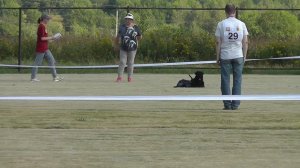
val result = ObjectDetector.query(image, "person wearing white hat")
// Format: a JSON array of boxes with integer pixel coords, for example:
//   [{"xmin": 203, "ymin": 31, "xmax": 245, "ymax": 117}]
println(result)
[
  {"xmin": 114, "ymin": 13, "xmax": 142, "ymax": 82},
  {"xmin": 31, "ymin": 14, "xmax": 63, "ymax": 82}
]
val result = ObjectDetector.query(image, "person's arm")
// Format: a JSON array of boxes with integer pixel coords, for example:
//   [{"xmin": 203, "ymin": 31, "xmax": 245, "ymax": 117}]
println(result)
[
  {"xmin": 136, "ymin": 26, "xmax": 142, "ymax": 41},
  {"xmin": 114, "ymin": 25, "xmax": 122, "ymax": 49},
  {"xmin": 114, "ymin": 34, "xmax": 120, "ymax": 51},
  {"xmin": 215, "ymin": 23, "xmax": 222, "ymax": 65},
  {"xmin": 41, "ymin": 36, "xmax": 55, "ymax": 41},
  {"xmin": 38, "ymin": 25, "xmax": 55, "ymax": 41},
  {"xmin": 216, "ymin": 36, "xmax": 222, "ymax": 65},
  {"xmin": 114, "ymin": 34, "xmax": 120, "ymax": 45},
  {"xmin": 242, "ymin": 35, "xmax": 248, "ymax": 62},
  {"xmin": 137, "ymin": 35, "xmax": 142, "ymax": 41}
]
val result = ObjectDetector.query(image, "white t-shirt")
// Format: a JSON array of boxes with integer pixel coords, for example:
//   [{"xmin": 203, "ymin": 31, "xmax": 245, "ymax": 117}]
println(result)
[{"xmin": 215, "ymin": 17, "xmax": 249, "ymax": 60}]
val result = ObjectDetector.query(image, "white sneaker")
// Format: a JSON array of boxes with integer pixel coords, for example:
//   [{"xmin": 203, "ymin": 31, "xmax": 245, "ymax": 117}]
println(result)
[
  {"xmin": 53, "ymin": 76, "xmax": 64, "ymax": 82},
  {"xmin": 31, "ymin": 78, "xmax": 40, "ymax": 82}
]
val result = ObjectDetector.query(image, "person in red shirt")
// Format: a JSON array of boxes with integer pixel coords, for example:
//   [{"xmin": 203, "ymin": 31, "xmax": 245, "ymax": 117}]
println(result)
[{"xmin": 31, "ymin": 14, "xmax": 63, "ymax": 82}]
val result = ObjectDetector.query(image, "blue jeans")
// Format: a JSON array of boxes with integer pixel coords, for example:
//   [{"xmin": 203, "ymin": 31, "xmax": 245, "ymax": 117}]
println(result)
[{"xmin": 220, "ymin": 57, "xmax": 244, "ymax": 109}]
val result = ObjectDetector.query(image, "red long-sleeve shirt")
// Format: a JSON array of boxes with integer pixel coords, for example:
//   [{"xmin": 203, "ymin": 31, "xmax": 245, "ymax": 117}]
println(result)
[{"xmin": 36, "ymin": 23, "xmax": 48, "ymax": 52}]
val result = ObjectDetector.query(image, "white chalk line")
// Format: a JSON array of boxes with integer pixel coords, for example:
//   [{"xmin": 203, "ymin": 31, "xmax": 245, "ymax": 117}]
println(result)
[
  {"xmin": 0, "ymin": 95, "xmax": 300, "ymax": 101},
  {"xmin": 0, "ymin": 56, "xmax": 299, "ymax": 69}
]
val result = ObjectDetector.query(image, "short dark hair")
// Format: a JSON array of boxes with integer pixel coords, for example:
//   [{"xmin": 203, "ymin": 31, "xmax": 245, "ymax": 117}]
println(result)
[
  {"xmin": 225, "ymin": 4, "xmax": 236, "ymax": 15},
  {"xmin": 37, "ymin": 14, "xmax": 51, "ymax": 24}
]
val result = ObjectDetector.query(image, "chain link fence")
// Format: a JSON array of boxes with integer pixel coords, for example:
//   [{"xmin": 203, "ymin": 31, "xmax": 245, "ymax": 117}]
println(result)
[{"xmin": 1, "ymin": 7, "xmax": 300, "ymax": 68}]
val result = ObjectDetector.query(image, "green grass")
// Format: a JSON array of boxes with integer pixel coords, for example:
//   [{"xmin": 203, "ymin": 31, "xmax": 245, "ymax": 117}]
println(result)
[{"xmin": 0, "ymin": 74, "xmax": 300, "ymax": 168}]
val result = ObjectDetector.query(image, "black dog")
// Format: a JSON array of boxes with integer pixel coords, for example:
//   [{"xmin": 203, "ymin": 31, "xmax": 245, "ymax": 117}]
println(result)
[
  {"xmin": 175, "ymin": 71, "xmax": 205, "ymax": 88},
  {"xmin": 190, "ymin": 71, "xmax": 205, "ymax": 87},
  {"xmin": 175, "ymin": 79, "xmax": 192, "ymax": 87}
]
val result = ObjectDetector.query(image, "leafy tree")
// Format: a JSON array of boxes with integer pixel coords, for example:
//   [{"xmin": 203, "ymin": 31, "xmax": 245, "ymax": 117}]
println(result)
[
  {"xmin": 257, "ymin": 11, "xmax": 300, "ymax": 39},
  {"xmin": 0, "ymin": 0, "xmax": 300, "ymax": 67},
  {"xmin": 0, "ymin": 0, "xmax": 20, "ymax": 35}
]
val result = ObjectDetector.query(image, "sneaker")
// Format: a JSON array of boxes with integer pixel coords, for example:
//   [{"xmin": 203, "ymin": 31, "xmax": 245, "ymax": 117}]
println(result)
[
  {"xmin": 223, "ymin": 107, "xmax": 231, "ymax": 110},
  {"xmin": 231, "ymin": 107, "xmax": 239, "ymax": 110},
  {"xmin": 31, "ymin": 78, "xmax": 40, "ymax": 82},
  {"xmin": 116, "ymin": 77, "xmax": 122, "ymax": 82},
  {"xmin": 53, "ymin": 76, "xmax": 64, "ymax": 82},
  {"xmin": 128, "ymin": 77, "xmax": 132, "ymax": 82}
]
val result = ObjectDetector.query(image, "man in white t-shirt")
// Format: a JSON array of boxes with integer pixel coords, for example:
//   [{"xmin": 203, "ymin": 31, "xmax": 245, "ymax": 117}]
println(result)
[{"xmin": 215, "ymin": 4, "xmax": 249, "ymax": 110}]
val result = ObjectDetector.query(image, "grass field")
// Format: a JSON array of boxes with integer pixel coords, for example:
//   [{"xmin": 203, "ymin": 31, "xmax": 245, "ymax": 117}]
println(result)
[{"xmin": 0, "ymin": 74, "xmax": 300, "ymax": 168}]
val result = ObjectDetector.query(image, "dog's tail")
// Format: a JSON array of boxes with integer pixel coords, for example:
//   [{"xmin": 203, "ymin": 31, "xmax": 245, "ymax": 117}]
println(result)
[{"xmin": 188, "ymin": 74, "xmax": 193, "ymax": 79}]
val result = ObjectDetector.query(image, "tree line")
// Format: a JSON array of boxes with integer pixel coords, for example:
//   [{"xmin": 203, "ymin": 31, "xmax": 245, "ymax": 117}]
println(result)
[{"xmin": 0, "ymin": 0, "xmax": 300, "ymax": 67}]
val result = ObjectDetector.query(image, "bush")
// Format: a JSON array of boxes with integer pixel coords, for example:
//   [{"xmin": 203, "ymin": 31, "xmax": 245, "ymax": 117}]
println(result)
[
  {"xmin": 0, "ymin": 37, "xmax": 18, "ymax": 62},
  {"xmin": 249, "ymin": 38, "xmax": 300, "ymax": 67},
  {"xmin": 139, "ymin": 24, "xmax": 215, "ymax": 63},
  {"xmin": 1, "ymin": 28, "xmax": 300, "ymax": 68},
  {"xmin": 53, "ymin": 35, "xmax": 115, "ymax": 65},
  {"xmin": 257, "ymin": 11, "xmax": 300, "ymax": 39}
]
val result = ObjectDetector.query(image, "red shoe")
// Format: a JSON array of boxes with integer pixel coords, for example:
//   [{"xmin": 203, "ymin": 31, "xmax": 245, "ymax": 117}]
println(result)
[
  {"xmin": 116, "ymin": 77, "xmax": 122, "ymax": 82},
  {"xmin": 128, "ymin": 77, "xmax": 132, "ymax": 82}
]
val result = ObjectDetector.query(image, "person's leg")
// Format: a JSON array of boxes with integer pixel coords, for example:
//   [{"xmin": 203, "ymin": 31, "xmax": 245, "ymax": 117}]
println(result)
[
  {"xmin": 117, "ymin": 50, "xmax": 128, "ymax": 81},
  {"xmin": 44, "ymin": 50, "xmax": 57, "ymax": 78},
  {"xmin": 232, "ymin": 57, "xmax": 244, "ymax": 109},
  {"xmin": 220, "ymin": 59, "xmax": 232, "ymax": 109},
  {"xmin": 31, "ymin": 52, "xmax": 45, "ymax": 80},
  {"xmin": 127, "ymin": 50, "xmax": 137, "ymax": 80}
]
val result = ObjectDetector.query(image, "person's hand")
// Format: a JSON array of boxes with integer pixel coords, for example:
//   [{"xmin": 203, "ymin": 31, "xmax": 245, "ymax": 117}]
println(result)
[{"xmin": 217, "ymin": 59, "xmax": 221, "ymax": 66}]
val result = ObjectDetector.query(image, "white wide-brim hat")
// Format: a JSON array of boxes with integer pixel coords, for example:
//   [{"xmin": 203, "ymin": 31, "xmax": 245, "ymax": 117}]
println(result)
[{"xmin": 124, "ymin": 13, "xmax": 134, "ymax": 20}]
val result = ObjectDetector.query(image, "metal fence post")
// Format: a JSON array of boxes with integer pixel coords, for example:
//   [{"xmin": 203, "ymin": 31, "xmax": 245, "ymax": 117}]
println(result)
[
  {"xmin": 236, "ymin": 7, "xmax": 239, "ymax": 19},
  {"xmin": 18, "ymin": 7, "xmax": 22, "ymax": 72},
  {"xmin": 115, "ymin": 9, "xmax": 118, "ymax": 36}
]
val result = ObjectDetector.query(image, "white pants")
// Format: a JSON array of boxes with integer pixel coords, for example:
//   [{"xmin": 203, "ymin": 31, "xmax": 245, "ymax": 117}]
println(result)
[{"xmin": 118, "ymin": 49, "xmax": 137, "ymax": 77}]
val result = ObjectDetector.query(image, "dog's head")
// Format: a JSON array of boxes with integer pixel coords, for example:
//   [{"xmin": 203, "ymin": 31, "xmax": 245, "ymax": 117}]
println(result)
[{"xmin": 195, "ymin": 71, "xmax": 204, "ymax": 78}]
